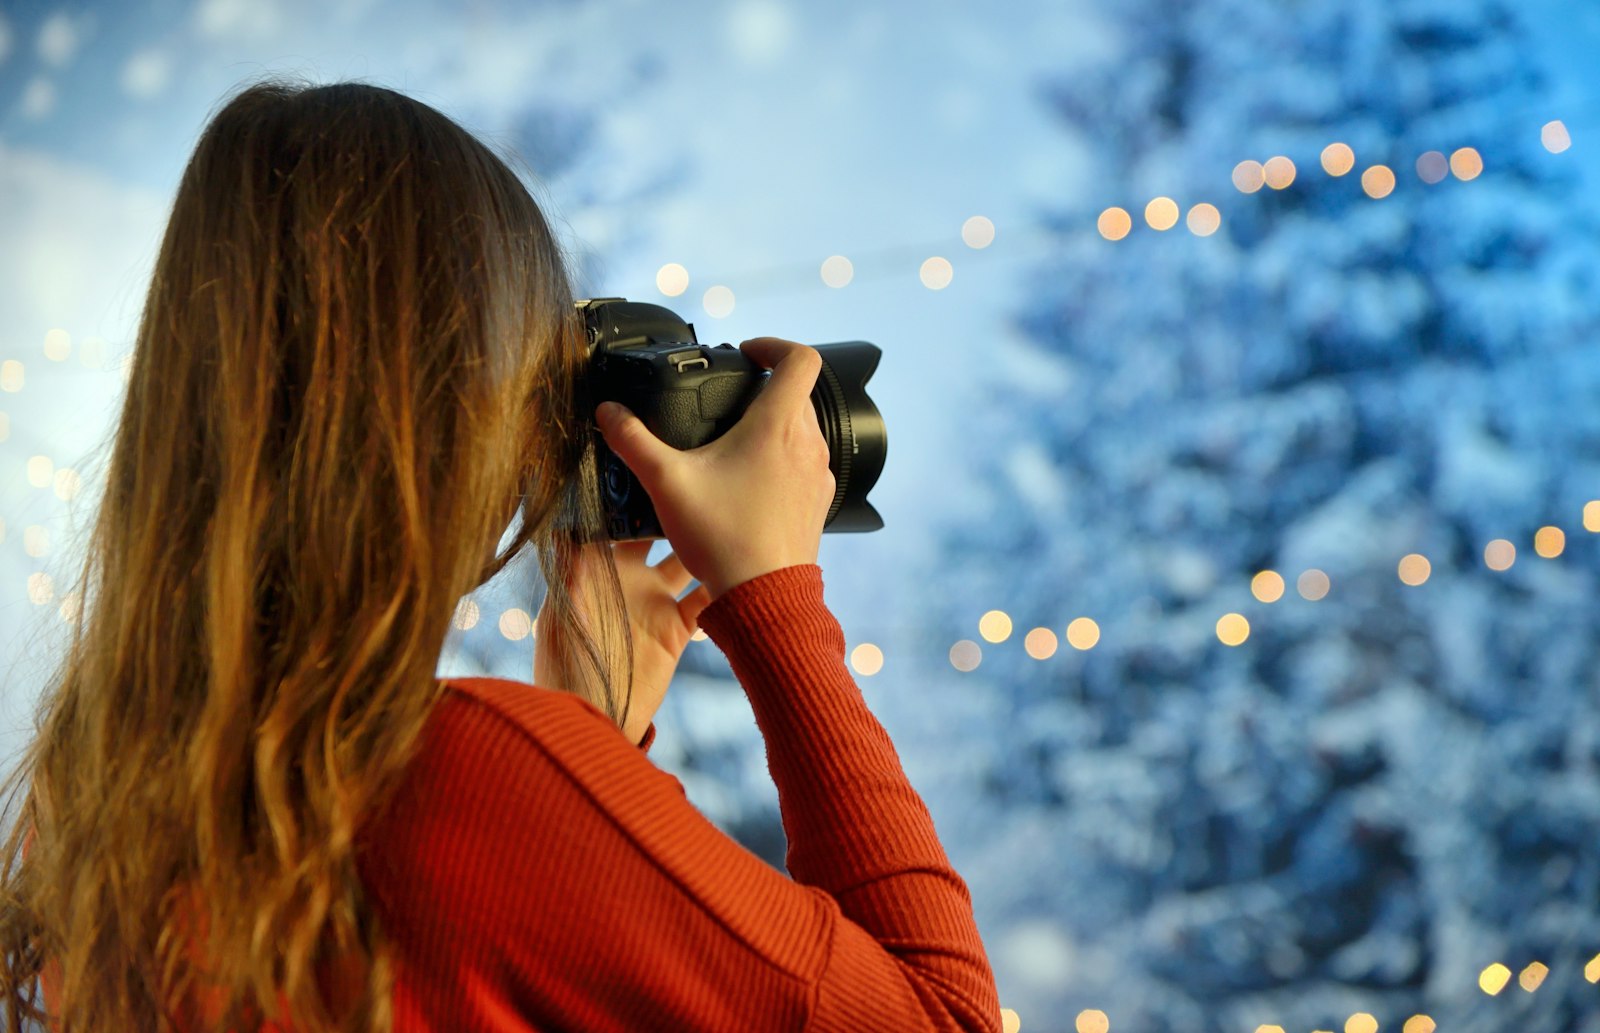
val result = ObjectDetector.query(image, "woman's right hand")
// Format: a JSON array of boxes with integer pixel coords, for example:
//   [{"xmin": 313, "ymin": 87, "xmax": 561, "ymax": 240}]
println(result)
[{"xmin": 594, "ymin": 338, "xmax": 836, "ymax": 601}]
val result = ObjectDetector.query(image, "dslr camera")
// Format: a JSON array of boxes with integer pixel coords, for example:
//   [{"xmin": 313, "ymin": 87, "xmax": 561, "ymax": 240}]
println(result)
[{"xmin": 580, "ymin": 298, "xmax": 887, "ymax": 541}]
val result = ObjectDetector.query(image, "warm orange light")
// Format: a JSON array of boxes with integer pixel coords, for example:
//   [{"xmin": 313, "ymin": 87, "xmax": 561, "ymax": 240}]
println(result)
[
  {"xmin": 1587, "ymin": 501, "xmax": 1600, "ymax": 532},
  {"xmin": 1024, "ymin": 627, "xmax": 1059, "ymax": 660},
  {"xmin": 1216, "ymin": 613, "xmax": 1250, "ymax": 646},
  {"xmin": 1361, "ymin": 165, "xmax": 1396, "ymax": 199},
  {"xmin": 1398, "ymin": 553, "xmax": 1431, "ymax": 586},
  {"xmin": 1321, "ymin": 142, "xmax": 1355, "ymax": 176},
  {"xmin": 1402, "ymin": 1016, "xmax": 1436, "ymax": 1033},
  {"xmin": 979, "ymin": 610, "xmax": 1013, "ymax": 643},
  {"xmin": 1345, "ymin": 1014, "xmax": 1378, "ymax": 1033},
  {"xmin": 1533, "ymin": 526, "xmax": 1565, "ymax": 558},
  {"xmin": 655, "ymin": 263, "xmax": 689, "ymax": 297},
  {"xmin": 1098, "ymin": 207, "xmax": 1132, "ymax": 241},
  {"xmin": 1232, "ymin": 160, "xmax": 1265, "ymax": 193},
  {"xmin": 1519, "ymin": 960, "xmax": 1549, "ymax": 991},
  {"xmin": 1263, "ymin": 156, "xmax": 1296, "ymax": 190},
  {"xmin": 1186, "ymin": 203, "xmax": 1222, "ymax": 237},
  {"xmin": 1075, "ymin": 1009, "xmax": 1109, "ymax": 1033},
  {"xmin": 1479, "ymin": 962, "xmax": 1512, "ymax": 994},
  {"xmin": 1066, "ymin": 617, "xmax": 1101, "ymax": 651},
  {"xmin": 1451, "ymin": 147, "xmax": 1484, "ymax": 181},
  {"xmin": 1001, "ymin": 1009, "xmax": 1022, "ymax": 1033},
  {"xmin": 850, "ymin": 643, "xmax": 884, "ymax": 676},
  {"xmin": 1145, "ymin": 197, "xmax": 1180, "ymax": 231},
  {"xmin": 1251, "ymin": 570, "xmax": 1285, "ymax": 603}
]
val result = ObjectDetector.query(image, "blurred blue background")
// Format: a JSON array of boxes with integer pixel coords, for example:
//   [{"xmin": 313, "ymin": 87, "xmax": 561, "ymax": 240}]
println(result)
[{"xmin": 3, "ymin": 1, "xmax": 1600, "ymax": 1030}]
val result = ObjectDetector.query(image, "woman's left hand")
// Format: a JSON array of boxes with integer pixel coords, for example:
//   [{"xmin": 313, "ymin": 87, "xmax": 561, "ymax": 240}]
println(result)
[{"xmin": 535, "ymin": 541, "xmax": 712, "ymax": 746}]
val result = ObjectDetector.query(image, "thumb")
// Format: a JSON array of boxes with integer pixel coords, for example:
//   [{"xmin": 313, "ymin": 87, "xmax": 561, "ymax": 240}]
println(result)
[{"xmin": 595, "ymin": 402, "xmax": 673, "ymax": 483}]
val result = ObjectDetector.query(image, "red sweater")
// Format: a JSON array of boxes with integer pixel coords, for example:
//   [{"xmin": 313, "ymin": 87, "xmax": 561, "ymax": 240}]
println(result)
[{"xmin": 45, "ymin": 565, "xmax": 1001, "ymax": 1031}]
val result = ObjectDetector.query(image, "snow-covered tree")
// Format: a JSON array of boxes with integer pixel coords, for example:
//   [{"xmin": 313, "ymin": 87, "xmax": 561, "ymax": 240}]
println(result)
[{"xmin": 931, "ymin": 2, "xmax": 1600, "ymax": 1029}]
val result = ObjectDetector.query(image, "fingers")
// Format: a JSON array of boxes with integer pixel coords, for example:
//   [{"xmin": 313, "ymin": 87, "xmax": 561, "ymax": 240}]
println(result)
[
  {"xmin": 740, "ymin": 338, "xmax": 822, "ymax": 415},
  {"xmin": 650, "ymin": 550, "xmax": 695, "ymax": 596},
  {"xmin": 676, "ymin": 583, "xmax": 712, "ymax": 629},
  {"xmin": 595, "ymin": 402, "xmax": 674, "ymax": 485}
]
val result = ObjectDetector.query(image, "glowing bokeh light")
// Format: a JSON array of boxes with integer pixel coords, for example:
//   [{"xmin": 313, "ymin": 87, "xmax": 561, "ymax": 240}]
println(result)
[
  {"xmin": 1402, "ymin": 1016, "xmax": 1436, "ymax": 1033},
  {"xmin": 949, "ymin": 639, "xmax": 982, "ymax": 672},
  {"xmin": 452, "ymin": 599, "xmax": 480, "ymax": 631},
  {"xmin": 1361, "ymin": 165, "xmax": 1396, "ymax": 199},
  {"xmin": 1097, "ymin": 207, "xmax": 1132, "ymax": 241},
  {"xmin": 52, "ymin": 467, "xmax": 81, "ymax": 501},
  {"xmin": 1075, "ymin": 1009, "xmax": 1109, "ymax": 1033},
  {"xmin": 1251, "ymin": 570, "xmax": 1285, "ymax": 603},
  {"xmin": 1144, "ymin": 197, "xmax": 1179, "ymax": 231},
  {"xmin": 1298, "ymin": 569, "xmax": 1331, "ymax": 601},
  {"xmin": 1321, "ymin": 142, "xmax": 1355, "ymax": 176},
  {"xmin": 1344, "ymin": 1016, "xmax": 1377, "ymax": 1033},
  {"xmin": 1586, "ymin": 501, "xmax": 1600, "ymax": 532},
  {"xmin": 1232, "ymin": 160, "xmax": 1266, "ymax": 193},
  {"xmin": 1542, "ymin": 120, "xmax": 1572, "ymax": 154},
  {"xmin": 919, "ymin": 256, "xmax": 953, "ymax": 290},
  {"xmin": 1586, "ymin": 952, "xmax": 1600, "ymax": 983},
  {"xmin": 1484, "ymin": 539, "xmax": 1516, "ymax": 571},
  {"xmin": 1001, "ymin": 1009, "xmax": 1021, "ymax": 1033},
  {"xmin": 58, "ymin": 591, "xmax": 81, "ymax": 626},
  {"xmin": 1066, "ymin": 617, "xmax": 1101, "ymax": 650},
  {"xmin": 27, "ymin": 573, "xmax": 55, "ymax": 606},
  {"xmin": 961, "ymin": 215, "xmax": 996, "ymax": 249},
  {"xmin": 498, "ymin": 607, "xmax": 533, "ymax": 641},
  {"xmin": 1186, "ymin": 203, "xmax": 1221, "ymax": 237},
  {"xmin": 820, "ymin": 255, "xmax": 854, "ymax": 288},
  {"xmin": 43, "ymin": 328, "xmax": 70, "ymax": 362},
  {"xmin": 1255, "ymin": 1026, "xmax": 1285, "ymax": 1033},
  {"xmin": 1533, "ymin": 526, "xmax": 1565, "ymax": 558},
  {"xmin": 1024, "ymin": 627, "xmax": 1058, "ymax": 660},
  {"xmin": 850, "ymin": 642, "xmax": 884, "ymax": 676},
  {"xmin": 1451, "ymin": 147, "xmax": 1484, "ymax": 181},
  {"xmin": 1398, "ymin": 553, "xmax": 1431, "ymax": 586},
  {"xmin": 0, "ymin": 360, "xmax": 23, "ymax": 393},
  {"xmin": 702, "ymin": 284, "xmax": 736, "ymax": 318},
  {"xmin": 655, "ymin": 262, "xmax": 689, "ymax": 297},
  {"xmin": 978, "ymin": 609, "xmax": 1013, "ymax": 643},
  {"xmin": 1263, "ymin": 156, "xmax": 1296, "ymax": 190},
  {"xmin": 1519, "ymin": 961, "xmax": 1549, "ymax": 991},
  {"xmin": 1216, "ymin": 612, "xmax": 1250, "ymax": 647},
  {"xmin": 26, "ymin": 455, "xmax": 54, "ymax": 488},
  {"xmin": 1416, "ymin": 150, "xmax": 1449, "ymax": 184},
  {"xmin": 23, "ymin": 525, "xmax": 48, "ymax": 558},
  {"xmin": 1479, "ymin": 962, "xmax": 1512, "ymax": 994}
]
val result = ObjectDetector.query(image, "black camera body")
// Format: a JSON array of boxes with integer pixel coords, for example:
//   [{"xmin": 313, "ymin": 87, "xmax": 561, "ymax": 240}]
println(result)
[{"xmin": 580, "ymin": 298, "xmax": 887, "ymax": 541}]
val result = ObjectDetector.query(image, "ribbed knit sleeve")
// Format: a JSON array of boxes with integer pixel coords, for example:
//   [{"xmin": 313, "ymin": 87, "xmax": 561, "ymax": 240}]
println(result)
[{"xmin": 349, "ymin": 565, "xmax": 998, "ymax": 1032}]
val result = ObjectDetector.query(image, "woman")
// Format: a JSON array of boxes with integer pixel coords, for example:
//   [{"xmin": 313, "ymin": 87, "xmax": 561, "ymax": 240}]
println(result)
[{"xmin": 0, "ymin": 80, "xmax": 999, "ymax": 1032}]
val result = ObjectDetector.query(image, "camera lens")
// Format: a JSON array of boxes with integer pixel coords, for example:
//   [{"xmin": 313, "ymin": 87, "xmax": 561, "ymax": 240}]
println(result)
[{"xmin": 810, "ymin": 342, "xmax": 886, "ymax": 532}]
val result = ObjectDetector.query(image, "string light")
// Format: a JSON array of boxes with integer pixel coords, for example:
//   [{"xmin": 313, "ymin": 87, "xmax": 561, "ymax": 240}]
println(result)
[
  {"xmin": 1001, "ymin": 1009, "xmax": 1021, "ymax": 1033},
  {"xmin": 1450, "ymin": 147, "xmax": 1484, "ymax": 181},
  {"xmin": 919, "ymin": 256, "xmax": 953, "ymax": 290},
  {"xmin": 1065, "ymin": 617, "xmax": 1100, "ymax": 650},
  {"xmin": 1232, "ymin": 160, "xmax": 1266, "ymax": 194},
  {"xmin": 949, "ymin": 639, "xmax": 982, "ymax": 672},
  {"xmin": 451, "ymin": 598, "xmax": 480, "ymax": 631},
  {"xmin": 1484, "ymin": 539, "xmax": 1516, "ymax": 571},
  {"xmin": 820, "ymin": 255, "xmax": 854, "ymax": 288},
  {"xmin": 1098, "ymin": 206, "xmax": 1132, "ymax": 241},
  {"xmin": 1416, "ymin": 150, "xmax": 1449, "ymax": 185},
  {"xmin": 1541, "ymin": 120, "xmax": 1572, "ymax": 154},
  {"xmin": 1585, "ymin": 952, "xmax": 1600, "ymax": 982},
  {"xmin": 1074, "ymin": 1009, "xmax": 1109, "ymax": 1033},
  {"xmin": 1479, "ymin": 962, "xmax": 1512, "ymax": 995},
  {"xmin": 1519, "ymin": 960, "xmax": 1549, "ymax": 991},
  {"xmin": 22, "ymin": 525, "xmax": 48, "ymax": 558},
  {"xmin": 27, "ymin": 573, "xmax": 55, "ymax": 606},
  {"xmin": 1254, "ymin": 1025, "xmax": 1285, "ymax": 1033},
  {"xmin": 1402, "ymin": 1016, "xmax": 1436, "ymax": 1033},
  {"xmin": 1297, "ymin": 569, "xmax": 1331, "ymax": 601},
  {"xmin": 58, "ymin": 591, "xmax": 81, "ymax": 626},
  {"xmin": 52, "ymin": 467, "xmax": 80, "ymax": 501},
  {"xmin": 1361, "ymin": 165, "xmax": 1396, "ymax": 199},
  {"xmin": 1534, "ymin": 526, "xmax": 1565, "ymax": 558},
  {"xmin": 1344, "ymin": 1014, "xmax": 1377, "ymax": 1033},
  {"xmin": 43, "ymin": 329, "xmax": 70, "ymax": 362},
  {"xmin": 1216, "ymin": 613, "xmax": 1250, "ymax": 646},
  {"xmin": 498, "ymin": 607, "xmax": 533, "ymax": 641},
  {"xmin": 961, "ymin": 215, "xmax": 996, "ymax": 249},
  {"xmin": 1186, "ymin": 203, "xmax": 1221, "ymax": 237},
  {"xmin": 850, "ymin": 642, "xmax": 884, "ymax": 676},
  {"xmin": 1024, "ymin": 627, "xmax": 1058, "ymax": 660},
  {"xmin": 1586, "ymin": 501, "xmax": 1600, "ymax": 532},
  {"xmin": 1398, "ymin": 553, "xmax": 1431, "ymax": 586},
  {"xmin": 1144, "ymin": 197, "xmax": 1179, "ymax": 231},
  {"xmin": 26, "ymin": 455, "xmax": 54, "ymax": 488},
  {"xmin": 979, "ymin": 609, "xmax": 1013, "ymax": 643},
  {"xmin": 702, "ymin": 284, "xmax": 736, "ymax": 317},
  {"xmin": 1321, "ymin": 142, "xmax": 1355, "ymax": 176},
  {"xmin": 655, "ymin": 262, "xmax": 689, "ymax": 297},
  {"xmin": 0, "ymin": 360, "xmax": 22, "ymax": 392},
  {"xmin": 1251, "ymin": 570, "xmax": 1285, "ymax": 603},
  {"xmin": 1263, "ymin": 156, "xmax": 1296, "ymax": 190}
]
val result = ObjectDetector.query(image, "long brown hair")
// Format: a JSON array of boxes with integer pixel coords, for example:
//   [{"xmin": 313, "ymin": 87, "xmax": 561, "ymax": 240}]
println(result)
[{"xmin": 0, "ymin": 78, "xmax": 632, "ymax": 1031}]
